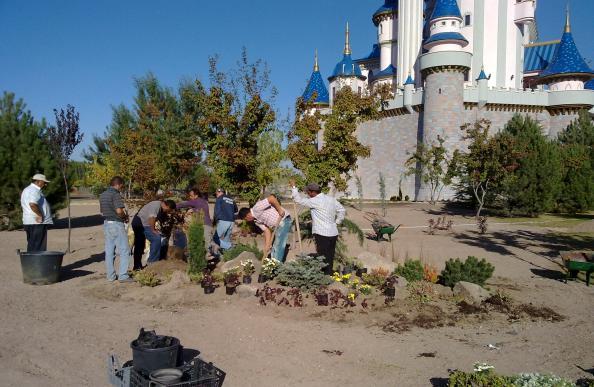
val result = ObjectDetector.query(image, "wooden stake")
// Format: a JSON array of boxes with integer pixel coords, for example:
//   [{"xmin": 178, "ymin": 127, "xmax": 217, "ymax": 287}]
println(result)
[{"xmin": 293, "ymin": 201, "xmax": 303, "ymax": 252}]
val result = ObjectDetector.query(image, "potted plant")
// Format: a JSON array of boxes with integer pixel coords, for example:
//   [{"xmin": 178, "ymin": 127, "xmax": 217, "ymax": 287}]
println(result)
[
  {"xmin": 258, "ymin": 258, "xmax": 278, "ymax": 283},
  {"xmin": 241, "ymin": 259, "xmax": 255, "ymax": 284},
  {"xmin": 382, "ymin": 275, "xmax": 397, "ymax": 297},
  {"xmin": 223, "ymin": 268, "xmax": 241, "ymax": 295},
  {"xmin": 201, "ymin": 271, "xmax": 216, "ymax": 294},
  {"xmin": 354, "ymin": 261, "xmax": 367, "ymax": 277},
  {"xmin": 314, "ymin": 288, "xmax": 329, "ymax": 306}
]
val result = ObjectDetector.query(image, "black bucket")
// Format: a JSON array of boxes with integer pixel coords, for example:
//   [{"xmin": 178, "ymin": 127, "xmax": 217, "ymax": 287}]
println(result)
[
  {"xmin": 18, "ymin": 250, "xmax": 64, "ymax": 285},
  {"xmin": 131, "ymin": 337, "xmax": 181, "ymax": 374}
]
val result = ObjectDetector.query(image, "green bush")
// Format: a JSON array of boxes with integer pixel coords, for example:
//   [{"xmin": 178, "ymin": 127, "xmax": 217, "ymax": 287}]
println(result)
[
  {"xmin": 187, "ymin": 214, "xmax": 207, "ymax": 275},
  {"xmin": 133, "ymin": 270, "xmax": 160, "ymax": 287},
  {"xmin": 393, "ymin": 259, "xmax": 424, "ymax": 282},
  {"xmin": 512, "ymin": 373, "xmax": 575, "ymax": 387},
  {"xmin": 222, "ymin": 243, "xmax": 263, "ymax": 262},
  {"xmin": 441, "ymin": 256, "xmax": 494, "ymax": 288},
  {"xmin": 449, "ymin": 369, "xmax": 513, "ymax": 387},
  {"xmin": 275, "ymin": 255, "xmax": 332, "ymax": 290}
]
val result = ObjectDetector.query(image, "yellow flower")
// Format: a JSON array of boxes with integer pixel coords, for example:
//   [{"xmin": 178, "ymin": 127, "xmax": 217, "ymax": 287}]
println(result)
[
  {"xmin": 342, "ymin": 273, "xmax": 351, "ymax": 281},
  {"xmin": 347, "ymin": 293, "xmax": 356, "ymax": 301}
]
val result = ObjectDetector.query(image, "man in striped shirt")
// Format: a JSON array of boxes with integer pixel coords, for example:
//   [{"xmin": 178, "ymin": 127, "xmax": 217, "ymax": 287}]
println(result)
[{"xmin": 290, "ymin": 181, "xmax": 345, "ymax": 275}]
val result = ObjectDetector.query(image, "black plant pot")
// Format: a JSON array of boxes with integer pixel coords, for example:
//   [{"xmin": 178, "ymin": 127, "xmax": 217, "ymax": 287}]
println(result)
[
  {"xmin": 225, "ymin": 286, "xmax": 236, "ymax": 295},
  {"xmin": 316, "ymin": 293, "xmax": 329, "ymax": 306},
  {"xmin": 203, "ymin": 285, "xmax": 215, "ymax": 294},
  {"xmin": 384, "ymin": 287, "xmax": 396, "ymax": 297},
  {"xmin": 257, "ymin": 274, "xmax": 268, "ymax": 283},
  {"xmin": 243, "ymin": 275, "xmax": 252, "ymax": 284},
  {"xmin": 342, "ymin": 266, "xmax": 352, "ymax": 275},
  {"xmin": 356, "ymin": 268, "xmax": 368, "ymax": 277}
]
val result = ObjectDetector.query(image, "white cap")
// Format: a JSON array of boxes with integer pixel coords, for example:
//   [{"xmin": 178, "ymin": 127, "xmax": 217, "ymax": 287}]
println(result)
[{"xmin": 32, "ymin": 174, "xmax": 50, "ymax": 183}]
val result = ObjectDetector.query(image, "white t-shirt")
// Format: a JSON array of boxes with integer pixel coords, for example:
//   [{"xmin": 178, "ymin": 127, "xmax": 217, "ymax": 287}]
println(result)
[{"xmin": 21, "ymin": 183, "xmax": 53, "ymax": 225}]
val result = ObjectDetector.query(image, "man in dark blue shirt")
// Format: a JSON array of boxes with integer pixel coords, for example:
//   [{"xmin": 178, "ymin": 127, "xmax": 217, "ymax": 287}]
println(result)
[{"xmin": 213, "ymin": 188, "xmax": 238, "ymax": 250}]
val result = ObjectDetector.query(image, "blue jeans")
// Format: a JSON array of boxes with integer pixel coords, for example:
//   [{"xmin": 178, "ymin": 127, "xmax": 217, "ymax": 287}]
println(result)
[
  {"xmin": 216, "ymin": 220, "xmax": 234, "ymax": 250},
  {"xmin": 144, "ymin": 226, "xmax": 162, "ymax": 264},
  {"xmin": 271, "ymin": 216, "xmax": 292, "ymax": 263},
  {"xmin": 104, "ymin": 221, "xmax": 130, "ymax": 280}
]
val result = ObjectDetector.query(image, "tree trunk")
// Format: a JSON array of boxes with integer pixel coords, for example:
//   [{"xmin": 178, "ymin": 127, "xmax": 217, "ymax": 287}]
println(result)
[{"xmin": 63, "ymin": 172, "xmax": 71, "ymax": 253}]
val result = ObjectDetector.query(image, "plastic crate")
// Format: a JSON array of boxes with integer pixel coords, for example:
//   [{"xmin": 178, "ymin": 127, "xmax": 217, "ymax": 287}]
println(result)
[{"xmin": 109, "ymin": 355, "xmax": 225, "ymax": 387}]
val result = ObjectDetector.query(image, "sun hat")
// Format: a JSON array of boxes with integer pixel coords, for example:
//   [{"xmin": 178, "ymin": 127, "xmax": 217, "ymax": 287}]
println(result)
[{"xmin": 32, "ymin": 174, "xmax": 50, "ymax": 183}]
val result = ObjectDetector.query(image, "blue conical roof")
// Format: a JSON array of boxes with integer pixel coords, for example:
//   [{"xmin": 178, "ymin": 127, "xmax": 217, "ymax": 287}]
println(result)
[
  {"xmin": 329, "ymin": 53, "xmax": 365, "ymax": 81},
  {"xmin": 373, "ymin": 0, "xmax": 398, "ymax": 25},
  {"xmin": 404, "ymin": 74, "xmax": 415, "ymax": 85},
  {"xmin": 476, "ymin": 68, "xmax": 489, "ymax": 81},
  {"xmin": 303, "ymin": 70, "xmax": 330, "ymax": 105},
  {"xmin": 430, "ymin": 0, "xmax": 462, "ymax": 21},
  {"xmin": 540, "ymin": 19, "xmax": 594, "ymax": 81}
]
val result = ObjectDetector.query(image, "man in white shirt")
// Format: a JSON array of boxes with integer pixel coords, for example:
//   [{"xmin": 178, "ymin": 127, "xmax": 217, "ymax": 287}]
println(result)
[
  {"xmin": 290, "ymin": 180, "xmax": 345, "ymax": 275},
  {"xmin": 20, "ymin": 174, "xmax": 53, "ymax": 251}
]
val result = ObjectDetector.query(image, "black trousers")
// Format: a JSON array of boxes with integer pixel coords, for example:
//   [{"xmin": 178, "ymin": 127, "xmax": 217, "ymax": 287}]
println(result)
[
  {"xmin": 314, "ymin": 234, "xmax": 337, "ymax": 275},
  {"xmin": 131, "ymin": 216, "xmax": 145, "ymax": 270},
  {"xmin": 24, "ymin": 224, "xmax": 48, "ymax": 252}
]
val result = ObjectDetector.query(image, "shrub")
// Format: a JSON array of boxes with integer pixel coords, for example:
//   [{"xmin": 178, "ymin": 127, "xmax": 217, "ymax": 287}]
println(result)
[
  {"xmin": 512, "ymin": 373, "xmax": 575, "ymax": 387},
  {"xmin": 423, "ymin": 264, "xmax": 439, "ymax": 283},
  {"xmin": 448, "ymin": 369, "xmax": 512, "ymax": 387},
  {"xmin": 133, "ymin": 270, "xmax": 160, "ymax": 287},
  {"xmin": 222, "ymin": 243, "xmax": 263, "ymax": 262},
  {"xmin": 275, "ymin": 256, "xmax": 332, "ymax": 290},
  {"xmin": 187, "ymin": 214, "xmax": 207, "ymax": 275},
  {"xmin": 441, "ymin": 256, "xmax": 494, "ymax": 288},
  {"xmin": 394, "ymin": 259, "xmax": 424, "ymax": 282},
  {"xmin": 362, "ymin": 267, "xmax": 390, "ymax": 287},
  {"xmin": 188, "ymin": 272, "xmax": 203, "ymax": 284}
]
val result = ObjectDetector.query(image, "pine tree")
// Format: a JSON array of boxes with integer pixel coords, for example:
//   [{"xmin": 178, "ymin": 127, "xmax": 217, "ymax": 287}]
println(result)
[
  {"xmin": 0, "ymin": 92, "xmax": 65, "ymax": 229},
  {"xmin": 556, "ymin": 110, "xmax": 594, "ymax": 213},
  {"xmin": 499, "ymin": 115, "xmax": 563, "ymax": 217}
]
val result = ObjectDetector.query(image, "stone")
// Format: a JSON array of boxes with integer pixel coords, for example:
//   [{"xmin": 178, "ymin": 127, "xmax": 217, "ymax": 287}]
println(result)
[
  {"xmin": 356, "ymin": 252, "xmax": 397, "ymax": 273},
  {"xmin": 328, "ymin": 281, "xmax": 349, "ymax": 294},
  {"xmin": 393, "ymin": 276, "xmax": 408, "ymax": 288},
  {"xmin": 219, "ymin": 251, "xmax": 260, "ymax": 274},
  {"xmin": 236, "ymin": 284, "xmax": 259, "ymax": 298},
  {"xmin": 432, "ymin": 283, "xmax": 453, "ymax": 298},
  {"xmin": 453, "ymin": 281, "xmax": 490, "ymax": 305}
]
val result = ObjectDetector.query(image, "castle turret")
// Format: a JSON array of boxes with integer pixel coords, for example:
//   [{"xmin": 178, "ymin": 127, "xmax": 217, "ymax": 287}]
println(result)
[
  {"xmin": 538, "ymin": 10, "xmax": 594, "ymax": 92},
  {"xmin": 372, "ymin": 0, "xmax": 398, "ymax": 76},
  {"xmin": 403, "ymin": 73, "xmax": 415, "ymax": 114},
  {"xmin": 302, "ymin": 50, "xmax": 330, "ymax": 110},
  {"xmin": 396, "ymin": 0, "xmax": 423, "ymax": 87},
  {"xmin": 328, "ymin": 23, "xmax": 367, "ymax": 105},
  {"xmin": 417, "ymin": 0, "xmax": 472, "ymax": 201},
  {"xmin": 476, "ymin": 67, "xmax": 489, "ymax": 108}
]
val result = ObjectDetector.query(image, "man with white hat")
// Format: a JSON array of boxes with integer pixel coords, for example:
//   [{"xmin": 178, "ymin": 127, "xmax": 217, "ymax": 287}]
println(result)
[{"xmin": 20, "ymin": 174, "xmax": 53, "ymax": 251}]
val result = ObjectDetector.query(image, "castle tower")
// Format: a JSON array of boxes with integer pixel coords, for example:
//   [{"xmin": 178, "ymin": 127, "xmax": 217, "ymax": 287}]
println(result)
[
  {"xmin": 372, "ymin": 0, "xmax": 398, "ymax": 76},
  {"xmin": 328, "ymin": 23, "xmax": 367, "ymax": 105},
  {"xmin": 397, "ymin": 0, "xmax": 423, "ymax": 86},
  {"xmin": 538, "ymin": 10, "xmax": 594, "ymax": 92},
  {"xmin": 302, "ymin": 50, "xmax": 330, "ymax": 110},
  {"xmin": 417, "ymin": 0, "xmax": 472, "ymax": 201}
]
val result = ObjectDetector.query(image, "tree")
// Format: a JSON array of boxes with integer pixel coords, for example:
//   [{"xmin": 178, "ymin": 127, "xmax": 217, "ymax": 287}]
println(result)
[
  {"xmin": 255, "ymin": 129, "xmax": 288, "ymax": 195},
  {"xmin": 452, "ymin": 120, "xmax": 513, "ymax": 218},
  {"xmin": 44, "ymin": 105, "xmax": 83, "ymax": 252},
  {"xmin": 556, "ymin": 110, "xmax": 594, "ymax": 213},
  {"xmin": 181, "ymin": 49, "xmax": 278, "ymax": 205},
  {"xmin": 498, "ymin": 115, "xmax": 562, "ymax": 217},
  {"xmin": 0, "ymin": 92, "xmax": 66, "ymax": 230},
  {"xmin": 405, "ymin": 135, "xmax": 455, "ymax": 205},
  {"xmin": 288, "ymin": 87, "xmax": 384, "ymax": 192},
  {"xmin": 378, "ymin": 172, "xmax": 386, "ymax": 217}
]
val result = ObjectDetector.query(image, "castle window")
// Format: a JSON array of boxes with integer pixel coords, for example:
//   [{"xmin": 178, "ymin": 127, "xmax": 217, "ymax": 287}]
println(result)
[
  {"xmin": 358, "ymin": 86, "xmax": 362, "ymax": 96},
  {"xmin": 332, "ymin": 87, "xmax": 336, "ymax": 100},
  {"xmin": 441, "ymin": 21, "xmax": 446, "ymax": 26},
  {"xmin": 464, "ymin": 14, "xmax": 472, "ymax": 26},
  {"xmin": 451, "ymin": 21, "xmax": 456, "ymax": 26},
  {"xmin": 380, "ymin": 24, "xmax": 383, "ymax": 34}
]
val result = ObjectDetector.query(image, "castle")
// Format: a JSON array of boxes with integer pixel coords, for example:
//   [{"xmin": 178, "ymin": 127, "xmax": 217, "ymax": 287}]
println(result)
[{"xmin": 301, "ymin": 0, "xmax": 594, "ymax": 200}]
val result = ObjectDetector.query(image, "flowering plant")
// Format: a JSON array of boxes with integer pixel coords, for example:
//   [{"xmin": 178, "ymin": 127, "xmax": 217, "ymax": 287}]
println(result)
[
  {"xmin": 350, "ymin": 278, "xmax": 360, "ymax": 289},
  {"xmin": 223, "ymin": 267, "xmax": 241, "ymax": 286},
  {"xmin": 332, "ymin": 272, "xmax": 351, "ymax": 283},
  {"xmin": 261, "ymin": 258, "xmax": 279, "ymax": 277},
  {"xmin": 359, "ymin": 284, "xmax": 372, "ymax": 295},
  {"xmin": 240, "ymin": 259, "xmax": 255, "ymax": 276},
  {"xmin": 473, "ymin": 362, "xmax": 494, "ymax": 373}
]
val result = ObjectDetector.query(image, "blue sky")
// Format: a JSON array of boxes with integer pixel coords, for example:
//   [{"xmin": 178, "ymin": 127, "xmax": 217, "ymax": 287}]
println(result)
[{"xmin": 1, "ymin": 0, "xmax": 593, "ymax": 160}]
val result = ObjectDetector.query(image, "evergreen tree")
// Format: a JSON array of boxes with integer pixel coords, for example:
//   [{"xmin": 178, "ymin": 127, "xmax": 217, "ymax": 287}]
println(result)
[
  {"xmin": 498, "ymin": 115, "xmax": 562, "ymax": 217},
  {"xmin": 556, "ymin": 110, "xmax": 594, "ymax": 213},
  {"xmin": 0, "ymin": 92, "xmax": 65, "ymax": 229}
]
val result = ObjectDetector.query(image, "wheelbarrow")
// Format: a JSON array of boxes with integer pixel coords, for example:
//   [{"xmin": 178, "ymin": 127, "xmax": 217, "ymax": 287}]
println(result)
[
  {"xmin": 371, "ymin": 221, "xmax": 401, "ymax": 242},
  {"xmin": 559, "ymin": 251, "xmax": 594, "ymax": 286}
]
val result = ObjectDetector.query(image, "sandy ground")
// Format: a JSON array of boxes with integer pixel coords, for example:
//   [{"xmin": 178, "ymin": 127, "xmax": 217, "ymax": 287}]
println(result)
[{"xmin": 1, "ymin": 199, "xmax": 593, "ymax": 386}]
